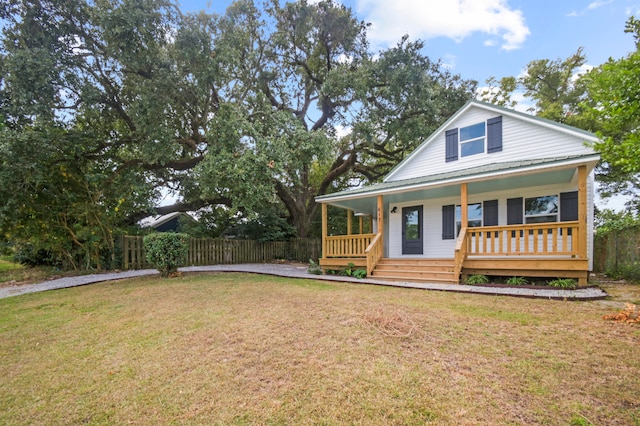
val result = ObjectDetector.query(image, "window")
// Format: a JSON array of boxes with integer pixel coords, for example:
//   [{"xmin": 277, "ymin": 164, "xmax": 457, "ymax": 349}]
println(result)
[
  {"xmin": 459, "ymin": 123, "xmax": 485, "ymax": 157},
  {"xmin": 455, "ymin": 203, "xmax": 482, "ymax": 235},
  {"xmin": 445, "ymin": 116, "xmax": 502, "ymax": 162},
  {"xmin": 404, "ymin": 209, "xmax": 420, "ymax": 240},
  {"xmin": 524, "ymin": 195, "xmax": 558, "ymax": 224}
]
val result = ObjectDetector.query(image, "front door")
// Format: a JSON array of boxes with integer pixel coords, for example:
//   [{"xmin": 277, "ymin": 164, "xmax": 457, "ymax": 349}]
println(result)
[{"xmin": 402, "ymin": 205, "xmax": 423, "ymax": 255}]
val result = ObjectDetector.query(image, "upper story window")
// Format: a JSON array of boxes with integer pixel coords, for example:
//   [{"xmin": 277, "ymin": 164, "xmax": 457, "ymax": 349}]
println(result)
[
  {"xmin": 460, "ymin": 123, "xmax": 486, "ymax": 157},
  {"xmin": 445, "ymin": 116, "xmax": 502, "ymax": 162}
]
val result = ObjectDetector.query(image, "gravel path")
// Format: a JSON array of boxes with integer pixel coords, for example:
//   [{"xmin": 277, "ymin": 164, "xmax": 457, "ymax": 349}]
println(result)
[{"xmin": 0, "ymin": 263, "xmax": 608, "ymax": 300}]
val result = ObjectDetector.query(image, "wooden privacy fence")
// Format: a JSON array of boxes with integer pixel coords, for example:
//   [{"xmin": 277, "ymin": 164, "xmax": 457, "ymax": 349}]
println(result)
[
  {"xmin": 121, "ymin": 236, "xmax": 321, "ymax": 270},
  {"xmin": 594, "ymin": 227, "xmax": 640, "ymax": 273}
]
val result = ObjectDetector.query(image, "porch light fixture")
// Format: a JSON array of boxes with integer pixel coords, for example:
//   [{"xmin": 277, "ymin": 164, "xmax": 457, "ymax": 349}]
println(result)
[{"xmin": 390, "ymin": 206, "xmax": 398, "ymax": 213}]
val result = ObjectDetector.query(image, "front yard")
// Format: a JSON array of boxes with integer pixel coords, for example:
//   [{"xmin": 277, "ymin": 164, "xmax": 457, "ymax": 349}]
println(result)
[{"xmin": 0, "ymin": 273, "xmax": 638, "ymax": 425}]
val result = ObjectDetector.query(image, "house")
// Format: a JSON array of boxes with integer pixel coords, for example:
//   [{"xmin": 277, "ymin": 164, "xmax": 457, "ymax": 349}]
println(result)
[
  {"xmin": 140, "ymin": 212, "xmax": 196, "ymax": 233},
  {"xmin": 315, "ymin": 100, "xmax": 600, "ymax": 286}
]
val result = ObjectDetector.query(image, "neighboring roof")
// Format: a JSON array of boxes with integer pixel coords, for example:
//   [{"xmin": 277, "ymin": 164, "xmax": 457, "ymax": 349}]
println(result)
[
  {"xmin": 316, "ymin": 153, "xmax": 600, "ymax": 203},
  {"xmin": 139, "ymin": 212, "xmax": 196, "ymax": 229},
  {"xmin": 383, "ymin": 99, "xmax": 600, "ymax": 182}
]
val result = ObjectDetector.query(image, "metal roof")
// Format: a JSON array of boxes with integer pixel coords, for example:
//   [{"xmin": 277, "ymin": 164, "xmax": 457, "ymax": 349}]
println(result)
[{"xmin": 317, "ymin": 153, "xmax": 600, "ymax": 205}]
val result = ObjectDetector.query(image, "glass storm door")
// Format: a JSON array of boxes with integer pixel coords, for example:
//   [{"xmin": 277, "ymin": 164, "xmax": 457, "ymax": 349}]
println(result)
[{"xmin": 402, "ymin": 206, "xmax": 423, "ymax": 255}]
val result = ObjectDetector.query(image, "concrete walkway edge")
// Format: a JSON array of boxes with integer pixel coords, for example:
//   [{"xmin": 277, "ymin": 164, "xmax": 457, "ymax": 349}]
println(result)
[{"xmin": 0, "ymin": 263, "xmax": 608, "ymax": 300}]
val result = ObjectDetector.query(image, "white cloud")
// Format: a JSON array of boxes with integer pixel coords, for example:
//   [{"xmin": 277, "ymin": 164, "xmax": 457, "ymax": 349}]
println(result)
[
  {"xmin": 588, "ymin": 0, "xmax": 613, "ymax": 10},
  {"xmin": 626, "ymin": 6, "xmax": 640, "ymax": 15},
  {"xmin": 571, "ymin": 64, "xmax": 594, "ymax": 82},
  {"xmin": 357, "ymin": 0, "xmax": 530, "ymax": 50},
  {"xmin": 441, "ymin": 53, "xmax": 457, "ymax": 69}
]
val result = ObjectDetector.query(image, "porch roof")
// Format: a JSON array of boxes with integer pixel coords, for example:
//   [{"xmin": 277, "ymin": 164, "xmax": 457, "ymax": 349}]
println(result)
[{"xmin": 316, "ymin": 153, "xmax": 600, "ymax": 214}]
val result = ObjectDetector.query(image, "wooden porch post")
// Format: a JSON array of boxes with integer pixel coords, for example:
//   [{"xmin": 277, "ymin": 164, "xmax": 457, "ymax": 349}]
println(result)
[
  {"xmin": 458, "ymin": 183, "xmax": 469, "ymax": 283},
  {"xmin": 359, "ymin": 216, "xmax": 363, "ymax": 234},
  {"xmin": 347, "ymin": 209, "xmax": 352, "ymax": 235},
  {"xmin": 460, "ymin": 183, "xmax": 468, "ymax": 232},
  {"xmin": 321, "ymin": 203, "xmax": 328, "ymax": 259},
  {"xmin": 578, "ymin": 165, "xmax": 587, "ymax": 258},
  {"xmin": 578, "ymin": 165, "xmax": 588, "ymax": 286},
  {"xmin": 377, "ymin": 195, "xmax": 384, "ymax": 243}
]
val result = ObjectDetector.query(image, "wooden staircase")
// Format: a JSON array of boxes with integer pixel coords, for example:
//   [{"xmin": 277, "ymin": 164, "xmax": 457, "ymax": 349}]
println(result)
[{"xmin": 370, "ymin": 258, "xmax": 459, "ymax": 284}]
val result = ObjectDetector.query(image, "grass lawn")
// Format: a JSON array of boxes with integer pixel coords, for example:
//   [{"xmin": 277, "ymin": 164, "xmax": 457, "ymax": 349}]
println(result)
[{"xmin": 0, "ymin": 273, "xmax": 639, "ymax": 425}]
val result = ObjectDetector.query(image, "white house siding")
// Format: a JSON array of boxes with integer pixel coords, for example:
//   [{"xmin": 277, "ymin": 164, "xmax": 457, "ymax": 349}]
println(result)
[
  {"xmin": 387, "ymin": 175, "xmax": 595, "ymax": 265},
  {"xmin": 386, "ymin": 106, "xmax": 596, "ymax": 183}
]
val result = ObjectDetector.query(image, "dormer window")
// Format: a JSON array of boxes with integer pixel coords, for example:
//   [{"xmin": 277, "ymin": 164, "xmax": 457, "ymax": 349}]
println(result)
[
  {"xmin": 445, "ymin": 116, "xmax": 503, "ymax": 162},
  {"xmin": 460, "ymin": 123, "xmax": 485, "ymax": 157}
]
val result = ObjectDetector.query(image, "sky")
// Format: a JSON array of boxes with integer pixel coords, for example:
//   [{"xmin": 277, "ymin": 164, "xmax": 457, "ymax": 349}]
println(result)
[{"xmin": 179, "ymin": 0, "xmax": 639, "ymax": 90}]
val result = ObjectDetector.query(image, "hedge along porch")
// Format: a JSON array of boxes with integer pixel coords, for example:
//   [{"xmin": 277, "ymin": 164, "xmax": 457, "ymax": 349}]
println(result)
[{"xmin": 316, "ymin": 100, "xmax": 600, "ymax": 286}]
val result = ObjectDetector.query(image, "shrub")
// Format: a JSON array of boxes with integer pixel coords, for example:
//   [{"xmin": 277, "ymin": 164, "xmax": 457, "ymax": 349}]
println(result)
[
  {"xmin": 547, "ymin": 278, "xmax": 577, "ymax": 289},
  {"xmin": 605, "ymin": 262, "xmax": 640, "ymax": 283},
  {"xmin": 465, "ymin": 274, "xmax": 489, "ymax": 285},
  {"xmin": 13, "ymin": 244, "xmax": 61, "ymax": 267},
  {"xmin": 345, "ymin": 262, "xmax": 367, "ymax": 279},
  {"xmin": 144, "ymin": 233, "xmax": 190, "ymax": 278},
  {"xmin": 352, "ymin": 269, "xmax": 367, "ymax": 279},
  {"xmin": 308, "ymin": 259, "xmax": 322, "ymax": 275},
  {"xmin": 506, "ymin": 276, "xmax": 528, "ymax": 286}
]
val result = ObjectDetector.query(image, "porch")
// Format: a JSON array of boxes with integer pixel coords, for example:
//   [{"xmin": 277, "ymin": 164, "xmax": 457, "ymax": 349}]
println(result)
[
  {"xmin": 319, "ymin": 221, "xmax": 588, "ymax": 286},
  {"xmin": 318, "ymin": 164, "xmax": 591, "ymax": 286}
]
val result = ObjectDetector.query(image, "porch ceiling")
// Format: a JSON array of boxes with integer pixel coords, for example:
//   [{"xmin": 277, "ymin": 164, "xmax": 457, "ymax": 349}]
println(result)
[{"xmin": 326, "ymin": 167, "xmax": 577, "ymax": 216}]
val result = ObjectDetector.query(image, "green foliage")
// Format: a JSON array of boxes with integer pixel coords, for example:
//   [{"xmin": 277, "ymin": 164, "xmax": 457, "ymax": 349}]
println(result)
[
  {"xmin": 308, "ymin": 259, "xmax": 322, "ymax": 275},
  {"xmin": 344, "ymin": 263, "xmax": 367, "ymax": 279},
  {"xmin": 489, "ymin": 18, "xmax": 640, "ymax": 211},
  {"xmin": 547, "ymin": 278, "xmax": 577, "ymax": 289},
  {"xmin": 0, "ymin": 0, "xmax": 476, "ymax": 259},
  {"xmin": 506, "ymin": 276, "xmax": 528, "ymax": 286},
  {"xmin": 352, "ymin": 269, "xmax": 367, "ymax": 279},
  {"xmin": 143, "ymin": 233, "xmax": 190, "ymax": 278},
  {"xmin": 478, "ymin": 76, "xmax": 517, "ymax": 108},
  {"xmin": 484, "ymin": 49, "xmax": 590, "ymax": 127},
  {"xmin": 595, "ymin": 209, "xmax": 640, "ymax": 236},
  {"xmin": 12, "ymin": 245, "xmax": 60, "ymax": 268},
  {"xmin": 605, "ymin": 261, "xmax": 640, "ymax": 283},
  {"xmin": 227, "ymin": 210, "xmax": 297, "ymax": 242},
  {"xmin": 465, "ymin": 274, "xmax": 489, "ymax": 285},
  {"xmin": 586, "ymin": 49, "xmax": 640, "ymax": 175},
  {"xmin": 569, "ymin": 415, "xmax": 594, "ymax": 426},
  {"xmin": 518, "ymin": 48, "xmax": 589, "ymax": 127}
]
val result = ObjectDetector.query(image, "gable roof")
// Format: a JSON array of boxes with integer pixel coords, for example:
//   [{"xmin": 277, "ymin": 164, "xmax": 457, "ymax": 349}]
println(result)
[{"xmin": 383, "ymin": 99, "xmax": 600, "ymax": 183}]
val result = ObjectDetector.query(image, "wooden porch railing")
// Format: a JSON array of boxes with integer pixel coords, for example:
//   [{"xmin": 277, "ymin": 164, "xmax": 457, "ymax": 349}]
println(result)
[
  {"xmin": 365, "ymin": 233, "xmax": 383, "ymax": 276},
  {"xmin": 453, "ymin": 227, "xmax": 468, "ymax": 280},
  {"xmin": 464, "ymin": 221, "xmax": 581, "ymax": 257},
  {"xmin": 324, "ymin": 233, "xmax": 376, "ymax": 258}
]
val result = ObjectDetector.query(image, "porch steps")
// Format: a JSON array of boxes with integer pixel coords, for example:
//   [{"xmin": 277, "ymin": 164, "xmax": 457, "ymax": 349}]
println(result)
[{"xmin": 371, "ymin": 258, "xmax": 458, "ymax": 284}]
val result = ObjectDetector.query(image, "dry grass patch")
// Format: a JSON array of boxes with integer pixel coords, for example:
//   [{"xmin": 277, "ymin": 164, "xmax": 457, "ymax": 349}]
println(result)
[{"xmin": 0, "ymin": 273, "xmax": 639, "ymax": 425}]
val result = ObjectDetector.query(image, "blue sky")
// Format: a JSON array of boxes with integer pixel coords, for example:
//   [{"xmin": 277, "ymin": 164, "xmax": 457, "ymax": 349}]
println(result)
[{"xmin": 179, "ymin": 0, "xmax": 639, "ymax": 87}]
